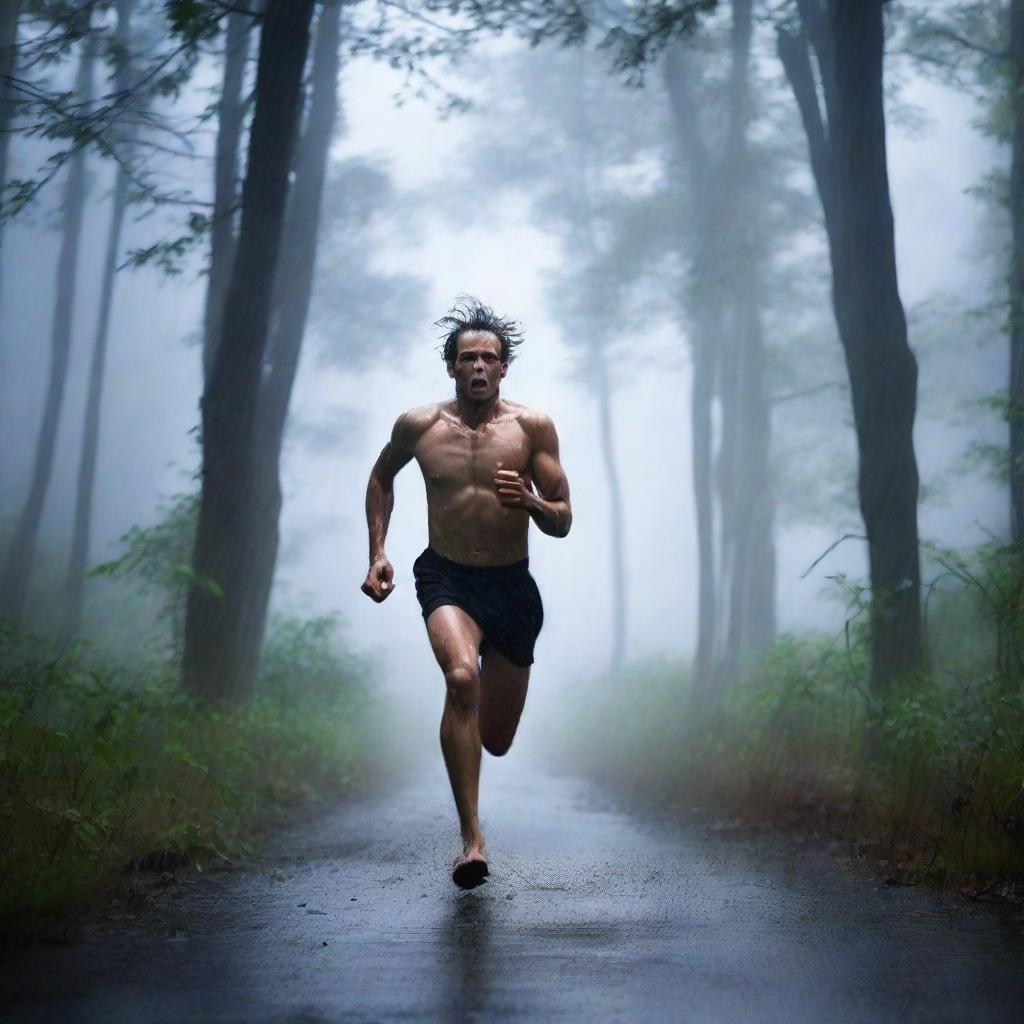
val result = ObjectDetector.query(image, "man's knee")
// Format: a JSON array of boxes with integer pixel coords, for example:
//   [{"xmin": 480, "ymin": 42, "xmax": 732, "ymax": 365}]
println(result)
[
  {"xmin": 482, "ymin": 732, "xmax": 514, "ymax": 757},
  {"xmin": 444, "ymin": 663, "xmax": 480, "ymax": 713}
]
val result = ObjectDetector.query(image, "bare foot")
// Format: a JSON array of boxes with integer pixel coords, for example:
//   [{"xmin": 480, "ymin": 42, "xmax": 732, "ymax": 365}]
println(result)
[{"xmin": 452, "ymin": 843, "xmax": 489, "ymax": 890}]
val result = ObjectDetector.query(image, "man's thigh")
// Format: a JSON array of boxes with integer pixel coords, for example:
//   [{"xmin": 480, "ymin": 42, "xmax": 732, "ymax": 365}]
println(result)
[
  {"xmin": 479, "ymin": 646, "xmax": 530, "ymax": 744},
  {"xmin": 425, "ymin": 605, "xmax": 484, "ymax": 674}
]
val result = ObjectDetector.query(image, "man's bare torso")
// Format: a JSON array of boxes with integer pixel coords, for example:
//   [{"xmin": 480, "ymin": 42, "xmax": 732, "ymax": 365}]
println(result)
[{"xmin": 405, "ymin": 398, "xmax": 540, "ymax": 566}]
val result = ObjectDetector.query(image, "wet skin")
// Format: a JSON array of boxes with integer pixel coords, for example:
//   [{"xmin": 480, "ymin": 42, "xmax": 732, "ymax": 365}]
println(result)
[{"xmin": 361, "ymin": 330, "xmax": 572, "ymax": 882}]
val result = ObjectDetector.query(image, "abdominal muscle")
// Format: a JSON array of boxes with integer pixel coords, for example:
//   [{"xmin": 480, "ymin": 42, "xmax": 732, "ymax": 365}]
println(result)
[{"xmin": 425, "ymin": 481, "xmax": 530, "ymax": 566}]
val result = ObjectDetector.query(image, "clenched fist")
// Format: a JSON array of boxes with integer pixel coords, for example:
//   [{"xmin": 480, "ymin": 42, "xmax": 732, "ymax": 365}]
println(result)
[
  {"xmin": 494, "ymin": 468, "xmax": 533, "ymax": 509},
  {"xmin": 362, "ymin": 556, "xmax": 395, "ymax": 602}
]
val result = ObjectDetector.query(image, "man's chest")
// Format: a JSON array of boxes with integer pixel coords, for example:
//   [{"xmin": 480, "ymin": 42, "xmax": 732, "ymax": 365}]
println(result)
[{"xmin": 415, "ymin": 418, "xmax": 532, "ymax": 489}]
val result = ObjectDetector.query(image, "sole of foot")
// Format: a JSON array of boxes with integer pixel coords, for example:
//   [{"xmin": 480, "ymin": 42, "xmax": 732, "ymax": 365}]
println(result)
[{"xmin": 452, "ymin": 857, "xmax": 489, "ymax": 890}]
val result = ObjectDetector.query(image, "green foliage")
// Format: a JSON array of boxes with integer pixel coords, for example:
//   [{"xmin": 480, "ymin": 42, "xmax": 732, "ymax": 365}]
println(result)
[
  {"xmin": 89, "ymin": 491, "xmax": 199, "ymax": 655},
  {"xmin": 164, "ymin": 0, "xmax": 224, "ymax": 44},
  {"xmin": 0, "ymin": 613, "xmax": 375, "ymax": 936},
  {"xmin": 6, "ymin": 1, "xmax": 208, "ymax": 227},
  {"xmin": 545, "ymin": 543, "xmax": 1024, "ymax": 889},
  {"xmin": 420, "ymin": 0, "xmax": 716, "ymax": 81},
  {"xmin": 121, "ymin": 212, "xmax": 213, "ymax": 275},
  {"xmin": 258, "ymin": 612, "xmax": 370, "ymax": 709}
]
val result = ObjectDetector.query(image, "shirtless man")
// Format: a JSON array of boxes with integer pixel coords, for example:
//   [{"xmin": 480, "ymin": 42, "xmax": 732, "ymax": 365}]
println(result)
[{"xmin": 361, "ymin": 298, "xmax": 572, "ymax": 889}]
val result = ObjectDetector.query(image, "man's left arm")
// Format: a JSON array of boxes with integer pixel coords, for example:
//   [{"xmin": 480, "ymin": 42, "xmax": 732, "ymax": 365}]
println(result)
[{"xmin": 495, "ymin": 414, "xmax": 572, "ymax": 537}]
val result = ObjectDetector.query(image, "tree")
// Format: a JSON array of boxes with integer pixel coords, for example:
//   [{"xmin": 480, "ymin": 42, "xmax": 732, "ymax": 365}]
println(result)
[
  {"xmin": 778, "ymin": 0, "xmax": 923, "ymax": 692},
  {"xmin": 663, "ymin": 0, "xmax": 776, "ymax": 698},
  {"xmin": 203, "ymin": 3, "xmax": 252, "ymax": 388},
  {"xmin": 899, "ymin": 0, "xmax": 1024, "ymax": 692},
  {"xmin": 564, "ymin": 53, "xmax": 631, "ymax": 669},
  {"xmin": 61, "ymin": 0, "xmax": 135, "ymax": 643},
  {"xmin": 181, "ymin": 0, "xmax": 317, "ymax": 700},
  {"xmin": 1009, "ymin": 0, "xmax": 1024, "ymax": 541},
  {"xmin": 0, "ymin": 0, "xmax": 23, "ymax": 312},
  {"xmin": 244, "ymin": 0, "xmax": 344, "ymax": 682},
  {"xmin": 0, "ymin": 9, "xmax": 97, "ymax": 626}
]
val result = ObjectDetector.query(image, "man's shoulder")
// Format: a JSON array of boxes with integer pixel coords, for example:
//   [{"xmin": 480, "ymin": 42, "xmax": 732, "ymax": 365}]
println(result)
[
  {"xmin": 391, "ymin": 403, "xmax": 444, "ymax": 448},
  {"xmin": 508, "ymin": 402, "xmax": 556, "ymax": 436},
  {"xmin": 399, "ymin": 402, "xmax": 445, "ymax": 431}
]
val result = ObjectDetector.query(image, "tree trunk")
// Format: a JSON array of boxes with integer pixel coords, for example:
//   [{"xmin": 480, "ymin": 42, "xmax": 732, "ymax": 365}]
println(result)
[
  {"xmin": 60, "ymin": 0, "xmax": 134, "ymax": 644},
  {"xmin": 737, "ymin": 288, "xmax": 776, "ymax": 653},
  {"xmin": 0, "ymin": 0, "xmax": 22, "ymax": 302},
  {"xmin": 690, "ymin": 311, "xmax": 718, "ymax": 686},
  {"xmin": 723, "ymin": 266, "xmax": 776, "ymax": 663},
  {"xmin": 0, "ymin": 22, "xmax": 95, "ymax": 626},
  {"xmin": 182, "ymin": 0, "xmax": 316, "ymax": 701},
  {"xmin": 665, "ymin": 2, "xmax": 776, "ymax": 696},
  {"xmin": 720, "ymin": 0, "xmax": 775, "ymax": 669},
  {"xmin": 664, "ymin": 43, "xmax": 721, "ymax": 694},
  {"xmin": 1010, "ymin": 0, "xmax": 1024, "ymax": 543},
  {"xmin": 244, "ymin": 0, "xmax": 343, "ymax": 673},
  {"xmin": 0, "ymin": 0, "xmax": 23, "ymax": 505},
  {"xmin": 592, "ymin": 346, "xmax": 627, "ymax": 669},
  {"xmin": 778, "ymin": 0, "xmax": 922, "ymax": 693},
  {"xmin": 203, "ymin": 4, "xmax": 252, "ymax": 388},
  {"xmin": 0, "ymin": 0, "xmax": 20, "ymax": 193},
  {"xmin": 570, "ymin": 51, "xmax": 629, "ymax": 670}
]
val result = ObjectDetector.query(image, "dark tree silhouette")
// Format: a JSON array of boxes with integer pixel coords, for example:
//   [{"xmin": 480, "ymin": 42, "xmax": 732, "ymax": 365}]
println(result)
[
  {"xmin": 61, "ymin": 0, "xmax": 135, "ymax": 644},
  {"xmin": 778, "ymin": 0, "xmax": 923, "ymax": 692},
  {"xmin": 0, "ymin": 0, "xmax": 22, "ymax": 310},
  {"xmin": 1010, "ymin": 0, "xmax": 1024, "ymax": 542},
  {"xmin": 203, "ymin": 4, "xmax": 252, "ymax": 389},
  {"xmin": 0, "ymin": 13, "xmax": 96, "ymax": 626},
  {"xmin": 182, "ymin": 0, "xmax": 316, "ymax": 700},
  {"xmin": 245, "ymin": 0, "xmax": 344, "ymax": 680}
]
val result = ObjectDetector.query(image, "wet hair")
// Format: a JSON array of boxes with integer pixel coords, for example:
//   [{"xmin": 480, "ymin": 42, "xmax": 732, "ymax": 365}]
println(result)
[{"xmin": 435, "ymin": 295, "xmax": 525, "ymax": 365}]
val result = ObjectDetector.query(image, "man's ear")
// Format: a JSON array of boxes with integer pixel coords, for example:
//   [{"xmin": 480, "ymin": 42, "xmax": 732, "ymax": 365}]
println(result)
[
  {"xmin": 500, "ymin": 363, "xmax": 508, "ymax": 379},
  {"xmin": 447, "ymin": 362, "xmax": 455, "ymax": 379}
]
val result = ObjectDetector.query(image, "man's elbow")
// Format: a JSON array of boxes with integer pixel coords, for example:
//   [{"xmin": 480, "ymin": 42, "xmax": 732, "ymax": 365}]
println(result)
[{"xmin": 369, "ymin": 466, "xmax": 394, "ymax": 491}]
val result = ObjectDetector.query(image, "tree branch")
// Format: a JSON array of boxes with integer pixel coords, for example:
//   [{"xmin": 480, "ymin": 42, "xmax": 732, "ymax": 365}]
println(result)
[
  {"xmin": 777, "ymin": 24, "xmax": 834, "ymax": 223},
  {"xmin": 801, "ymin": 533, "xmax": 867, "ymax": 579}
]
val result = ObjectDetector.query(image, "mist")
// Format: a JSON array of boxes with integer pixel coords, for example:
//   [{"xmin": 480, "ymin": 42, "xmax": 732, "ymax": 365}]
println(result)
[{"xmin": 2, "ymin": 2, "xmax": 1022, "ymax": 1017}]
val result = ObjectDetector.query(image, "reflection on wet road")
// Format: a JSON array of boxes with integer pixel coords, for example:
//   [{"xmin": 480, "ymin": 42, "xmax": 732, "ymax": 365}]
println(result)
[{"xmin": 3, "ymin": 763, "xmax": 1022, "ymax": 1022}]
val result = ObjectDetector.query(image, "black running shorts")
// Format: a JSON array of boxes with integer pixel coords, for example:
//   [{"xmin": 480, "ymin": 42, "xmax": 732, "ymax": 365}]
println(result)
[{"xmin": 412, "ymin": 546, "xmax": 544, "ymax": 668}]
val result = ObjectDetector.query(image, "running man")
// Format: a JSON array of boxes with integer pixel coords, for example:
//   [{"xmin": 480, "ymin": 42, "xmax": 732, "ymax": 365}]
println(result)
[{"xmin": 361, "ymin": 297, "xmax": 573, "ymax": 889}]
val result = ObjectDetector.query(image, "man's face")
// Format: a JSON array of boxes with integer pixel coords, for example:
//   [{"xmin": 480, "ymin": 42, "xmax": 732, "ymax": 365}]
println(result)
[{"xmin": 448, "ymin": 330, "xmax": 507, "ymax": 401}]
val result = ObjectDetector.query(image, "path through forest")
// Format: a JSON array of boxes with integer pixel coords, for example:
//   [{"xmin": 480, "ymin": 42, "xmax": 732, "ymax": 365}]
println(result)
[{"xmin": 3, "ymin": 762, "xmax": 1023, "ymax": 1022}]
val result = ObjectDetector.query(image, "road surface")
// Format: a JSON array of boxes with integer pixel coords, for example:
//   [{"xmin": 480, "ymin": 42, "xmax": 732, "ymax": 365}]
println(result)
[{"xmin": 2, "ymin": 761, "xmax": 1022, "ymax": 1023}]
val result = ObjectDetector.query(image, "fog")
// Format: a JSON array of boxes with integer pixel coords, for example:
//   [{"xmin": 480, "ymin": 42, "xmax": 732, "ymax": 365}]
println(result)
[{"xmin": 0, "ymin": 4, "xmax": 1008, "ymax": 751}]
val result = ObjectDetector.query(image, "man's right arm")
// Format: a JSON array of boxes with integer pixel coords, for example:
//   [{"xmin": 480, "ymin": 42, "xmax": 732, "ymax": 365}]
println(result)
[{"xmin": 362, "ymin": 412, "xmax": 416, "ymax": 603}]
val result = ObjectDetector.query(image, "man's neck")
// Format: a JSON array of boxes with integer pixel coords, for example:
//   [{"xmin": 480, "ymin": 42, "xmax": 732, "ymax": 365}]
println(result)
[{"xmin": 453, "ymin": 390, "xmax": 501, "ymax": 430}]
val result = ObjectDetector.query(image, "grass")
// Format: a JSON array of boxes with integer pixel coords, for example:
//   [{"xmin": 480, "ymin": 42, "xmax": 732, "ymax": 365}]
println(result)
[
  {"xmin": 0, "ymin": 612, "xmax": 378, "ymax": 937},
  {"xmin": 544, "ymin": 546, "xmax": 1024, "ymax": 893}
]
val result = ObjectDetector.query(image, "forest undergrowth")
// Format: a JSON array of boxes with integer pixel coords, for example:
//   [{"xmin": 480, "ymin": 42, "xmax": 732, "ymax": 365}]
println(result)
[
  {"xmin": 0, "ymin": 615, "xmax": 378, "ymax": 937},
  {"xmin": 0, "ymin": 501, "xmax": 381, "ymax": 938},
  {"xmin": 548, "ymin": 543, "xmax": 1024, "ymax": 895}
]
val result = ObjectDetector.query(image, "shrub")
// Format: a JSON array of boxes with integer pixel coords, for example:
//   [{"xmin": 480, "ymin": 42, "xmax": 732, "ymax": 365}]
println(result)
[
  {"xmin": 0, "ymin": 612, "xmax": 375, "ymax": 935},
  {"xmin": 545, "ymin": 543, "xmax": 1024, "ymax": 889}
]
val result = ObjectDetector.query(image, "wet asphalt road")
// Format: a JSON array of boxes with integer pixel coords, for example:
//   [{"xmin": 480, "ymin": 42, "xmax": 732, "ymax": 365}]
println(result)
[{"xmin": 3, "ymin": 761, "xmax": 1023, "ymax": 1024}]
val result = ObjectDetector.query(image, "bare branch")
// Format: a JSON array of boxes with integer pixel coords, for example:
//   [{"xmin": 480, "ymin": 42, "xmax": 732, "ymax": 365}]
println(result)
[{"xmin": 801, "ymin": 533, "xmax": 868, "ymax": 579}]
